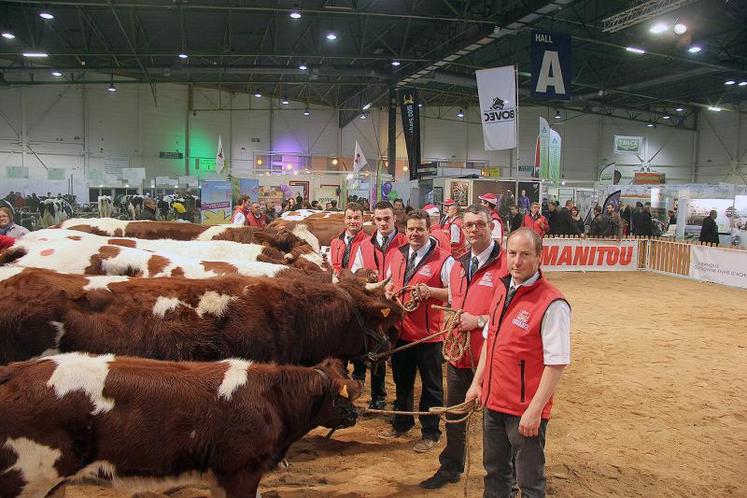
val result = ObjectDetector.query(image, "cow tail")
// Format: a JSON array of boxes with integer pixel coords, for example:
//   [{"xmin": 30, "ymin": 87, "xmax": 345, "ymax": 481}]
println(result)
[{"xmin": 0, "ymin": 246, "xmax": 27, "ymax": 266}]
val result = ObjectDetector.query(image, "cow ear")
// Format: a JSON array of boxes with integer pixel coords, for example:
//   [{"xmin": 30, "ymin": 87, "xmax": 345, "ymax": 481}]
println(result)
[
  {"xmin": 380, "ymin": 307, "xmax": 391, "ymax": 318},
  {"xmin": 339, "ymin": 384, "xmax": 349, "ymax": 399}
]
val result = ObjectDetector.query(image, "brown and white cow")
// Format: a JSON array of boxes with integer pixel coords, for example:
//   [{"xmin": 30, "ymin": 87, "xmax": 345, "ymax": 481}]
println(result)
[
  {"xmin": 8, "ymin": 229, "xmax": 327, "ymax": 275},
  {"xmin": 274, "ymin": 211, "xmax": 375, "ymax": 247},
  {"xmin": 0, "ymin": 354, "xmax": 360, "ymax": 497},
  {"xmin": 58, "ymin": 218, "xmax": 321, "ymax": 254},
  {"xmin": 0, "ymin": 267, "xmax": 403, "ymax": 366}
]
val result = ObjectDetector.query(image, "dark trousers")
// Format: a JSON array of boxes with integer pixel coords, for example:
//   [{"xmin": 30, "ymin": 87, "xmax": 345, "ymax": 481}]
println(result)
[
  {"xmin": 390, "ymin": 340, "xmax": 443, "ymax": 441},
  {"xmin": 438, "ymin": 364, "xmax": 474, "ymax": 476},
  {"xmin": 483, "ymin": 408, "xmax": 548, "ymax": 498},
  {"xmin": 351, "ymin": 359, "xmax": 387, "ymax": 401}
]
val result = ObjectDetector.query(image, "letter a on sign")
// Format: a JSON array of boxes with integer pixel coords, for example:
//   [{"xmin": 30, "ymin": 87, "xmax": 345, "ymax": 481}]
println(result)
[{"xmin": 530, "ymin": 31, "xmax": 571, "ymax": 100}]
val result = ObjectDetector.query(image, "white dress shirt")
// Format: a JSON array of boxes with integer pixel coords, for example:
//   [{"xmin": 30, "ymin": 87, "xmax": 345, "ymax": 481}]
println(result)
[
  {"xmin": 446, "ymin": 218, "xmax": 462, "ymax": 244},
  {"xmin": 448, "ymin": 241, "xmax": 495, "ymax": 305},
  {"xmin": 386, "ymin": 238, "xmax": 454, "ymax": 286}
]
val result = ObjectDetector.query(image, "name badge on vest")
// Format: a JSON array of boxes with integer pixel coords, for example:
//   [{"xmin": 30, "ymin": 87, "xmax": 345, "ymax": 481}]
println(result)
[
  {"xmin": 478, "ymin": 271, "xmax": 494, "ymax": 287},
  {"xmin": 418, "ymin": 265, "xmax": 433, "ymax": 277},
  {"xmin": 512, "ymin": 309, "xmax": 530, "ymax": 330}
]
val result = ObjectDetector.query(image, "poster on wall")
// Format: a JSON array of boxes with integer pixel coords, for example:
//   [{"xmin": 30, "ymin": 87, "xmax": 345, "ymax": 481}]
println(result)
[
  {"xmin": 689, "ymin": 245, "xmax": 747, "ymax": 289},
  {"xmin": 256, "ymin": 185, "xmax": 284, "ymax": 208},
  {"xmin": 614, "ymin": 136, "xmax": 643, "ymax": 154},
  {"xmin": 686, "ymin": 198, "xmax": 733, "ymax": 233},
  {"xmin": 450, "ymin": 180, "xmax": 470, "ymax": 206},
  {"xmin": 289, "ymin": 181, "xmax": 310, "ymax": 200},
  {"xmin": 472, "ymin": 180, "xmax": 517, "ymax": 220},
  {"xmin": 517, "ymin": 182, "xmax": 540, "ymax": 213},
  {"xmin": 316, "ymin": 185, "xmax": 339, "ymax": 207},
  {"xmin": 200, "ymin": 180, "xmax": 232, "ymax": 225}
]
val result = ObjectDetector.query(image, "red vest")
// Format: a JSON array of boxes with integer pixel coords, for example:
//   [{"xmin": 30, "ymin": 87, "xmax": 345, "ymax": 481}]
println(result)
[
  {"xmin": 389, "ymin": 240, "xmax": 452, "ymax": 343},
  {"xmin": 448, "ymin": 244, "xmax": 507, "ymax": 369},
  {"xmin": 246, "ymin": 213, "xmax": 267, "ymax": 228},
  {"xmin": 359, "ymin": 230, "xmax": 407, "ymax": 280},
  {"xmin": 231, "ymin": 207, "xmax": 248, "ymax": 225},
  {"xmin": 491, "ymin": 210, "xmax": 505, "ymax": 239},
  {"xmin": 330, "ymin": 230, "xmax": 367, "ymax": 273},
  {"xmin": 482, "ymin": 273, "xmax": 567, "ymax": 420},
  {"xmin": 522, "ymin": 213, "xmax": 549, "ymax": 237},
  {"xmin": 442, "ymin": 216, "xmax": 468, "ymax": 258},
  {"xmin": 429, "ymin": 225, "xmax": 451, "ymax": 252}
]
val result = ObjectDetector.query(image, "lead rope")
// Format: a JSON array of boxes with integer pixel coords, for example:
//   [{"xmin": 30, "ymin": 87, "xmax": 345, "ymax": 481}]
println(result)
[{"xmin": 393, "ymin": 283, "xmax": 430, "ymax": 312}]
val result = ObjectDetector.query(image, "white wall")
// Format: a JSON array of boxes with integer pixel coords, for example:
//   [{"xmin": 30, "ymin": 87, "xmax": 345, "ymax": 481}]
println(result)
[{"xmin": 3, "ymin": 81, "xmax": 737, "ymax": 204}]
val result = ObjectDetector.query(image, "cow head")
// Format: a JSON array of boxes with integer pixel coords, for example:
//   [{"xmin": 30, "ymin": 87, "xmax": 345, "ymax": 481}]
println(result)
[{"xmin": 313, "ymin": 358, "xmax": 362, "ymax": 429}]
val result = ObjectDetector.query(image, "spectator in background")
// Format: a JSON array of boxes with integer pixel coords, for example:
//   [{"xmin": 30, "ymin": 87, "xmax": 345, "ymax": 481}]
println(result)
[
  {"xmin": 545, "ymin": 201, "xmax": 557, "ymax": 230},
  {"xmin": 549, "ymin": 200, "xmax": 580, "ymax": 235},
  {"xmin": 138, "ymin": 198, "xmax": 158, "ymax": 221},
  {"xmin": 517, "ymin": 189, "xmax": 530, "ymax": 213},
  {"xmin": 0, "ymin": 207, "xmax": 29, "ymax": 239},
  {"xmin": 393, "ymin": 198, "xmax": 407, "ymax": 231},
  {"xmin": 245, "ymin": 202, "xmax": 268, "ymax": 227},
  {"xmin": 508, "ymin": 205, "xmax": 523, "ymax": 233},
  {"xmin": 668, "ymin": 210, "xmax": 677, "ymax": 226},
  {"xmin": 231, "ymin": 195, "xmax": 251, "ymax": 225},
  {"xmin": 479, "ymin": 193, "xmax": 505, "ymax": 242},
  {"xmin": 588, "ymin": 205, "xmax": 610, "ymax": 237},
  {"xmin": 607, "ymin": 204, "xmax": 624, "ymax": 239},
  {"xmin": 699, "ymin": 210, "xmax": 720, "ymax": 245},
  {"xmin": 311, "ymin": 200, "xmax": 320, "ymax": 209},
  {"xmin": 570, "ymin": 206, "xmax": 585, "ymax": 234},
  {"xmin": 632, "ymin": 202, "xmax": 653, "ymax": 236},
  {"xmin": 295, "ymin": 194, "xmax": 303, "ymax": 208},
  {"xmin": 619, "ymin": 203, "xmax": 632, "ymax": 235},
  {"xmin": 523, "ymin": 202, "xmax": 549, "ymax": 237},
  {"xmin": 329, "ymin": 199, "xmax": 340, "ymax": 211}
]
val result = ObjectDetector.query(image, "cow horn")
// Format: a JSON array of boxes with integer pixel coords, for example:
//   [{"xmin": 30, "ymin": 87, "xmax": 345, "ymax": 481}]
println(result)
[
  {"xmin": 365, "ymin": 277, "xmax": 390, "ymax": 292},
  {"xmin": 339, "ymin": 384, "xmax": 349, "ymax": 399}
]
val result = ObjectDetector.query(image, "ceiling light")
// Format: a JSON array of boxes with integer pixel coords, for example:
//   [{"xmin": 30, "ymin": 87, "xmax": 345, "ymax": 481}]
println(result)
[
  {"xmin": 662, "ymin": 114, "xmax": 670, "ymax": 119},
  {"xmin": 303, "ymin": 107, "xmax": 310, "ymax": 116},
  {"xmin": 326, "ymin": 32, "xmax": 337, "ymax": 41},
  {"xmin": 457, "ymin": 109, "xmax": 464, "ymax": 119},
  {"xmin": 675, "ymin": 107, "xmax": 684, "ymax": 112},
  {"xmin": 625, "ymin": 47, "xmax": 646, "ymax": 54},
  {"xmin": 362, "ymin": 103, "xmax": 372, "ymax": 111},
  {"xmin": 332, "ymin": 158, "xmax": 338, "ymax": 165},
  {"xmin": 298, "ymin": 63, "xmax": 307, "ymax": 70},
  {"xmin": 673, "ymin": 23, "xmax": 687, "ymax": 35},
  {"xmin": 359, "ymin": 113, "xmax": 367, "ymax": 120},
  {"xmin": 649, "ymin": 22, "xmax": 669, "ymax": 34},
  {"xmin": 108, "ymin": 83, "xmax": 117, "ymax": 92},
  {"xmin": 289, "ymin": 10, "xmax": 301, "ymax": 19},
  {"xmin": 554, "ymin": 109, "xmax": 562, "ymax": 119},
  {"xmin": 257, "ymin": 159, "xmax": 263, "ymax": 165},
  {"xmin": 707, "ymin": 106, "xmax": 722, "ymax": 112},
  {"xmin": 23, "ymin": 52, "xmax": 48, "ymax": 57},
  {"xmin": 725, "ymin": 80, "xmax": 736, "ymax": 86},
  {"xmin": 281, "ymin": 96, "xmax": 289, "ymax": 105},
  {"xmin": 39, "ymin": 12, "xmax": 54, "ymax": 20},
  {"xmin": 391, "ymin": 60, "xmax": 400, "ymax": 67},
  {"xmin": 739, "ymin": 81, "xmax": 747, "ymax": 87},
  {"xmin": 285, "ymin": 164, "xmax": 293, "ymax": 170},
  {"xmin": 1, "ymin": 32, "xmax": 15, "ymax": 40},
  {"xmin": 561, "ymin": 180, "xmax": 566, "ymax": 186},
  {"xmin": 178, "ymin": 53, "xmax": 188, "ymax": 59},
  {"xmin": 687, "ymin": 45, "xmax": 702, "ymax": 54},
  {"xmin": 254, "ymin": 89, "xmax": 262, "ymax": 98},
  {"xmin": 418, "ymin": 103, "xmax": 422, "ymax": 108},
  {"xmin": 51, "ymin": 71, "xmax": 62, "ymax": 77},
  {"xmin": 647, "ymin": 122, "xmax": 654, "ymax": 128},
  {"xmin": 403, "ymin": 166, "xmax": 409, "ymax": 172}
]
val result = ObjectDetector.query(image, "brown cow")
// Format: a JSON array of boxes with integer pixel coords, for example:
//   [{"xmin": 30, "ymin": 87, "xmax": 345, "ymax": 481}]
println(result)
[
  {"xmin": 270, "ymin": 218, "xmax": 376, "ymax": 247},
  {"xmin": 0, "ymin": 355, "xmax": 361, "ymax": 497},
  {"xmin": 0, "ymin": 267, "xmax": 403, "ymax": 366}
]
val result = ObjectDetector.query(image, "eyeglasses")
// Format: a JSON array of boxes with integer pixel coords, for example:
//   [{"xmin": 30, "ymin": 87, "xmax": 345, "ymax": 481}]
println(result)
[{"xmin": 464, "ymin": 221, "xmax": 488, "ymax": 230}]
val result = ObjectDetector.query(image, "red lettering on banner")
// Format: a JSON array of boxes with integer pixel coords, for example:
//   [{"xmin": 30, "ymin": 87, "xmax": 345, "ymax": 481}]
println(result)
[
  {"xmin": 607, "ymin": 247, "xmax": 619, "ymax": 265},
  {"xmin": 596, "ymin": 246, "xmax": 608, "ymax": 265},
  {"xmin": 573, "ymin": 246, "xmax": 589, "ymax": 265},
  {"xmin": 557, "ymin": 246, "xmax": 572, "ymax": 266},
  {"xmin": 542, "ymin": 246, "xmax": 559, "ymax": 265},
  {"xmin": 620, "ymin": 247, "xmax": 633, "ymax": 265},
  {"xmin": 587, "ymin": 246, "xmax": 596, "ymax": 265}
]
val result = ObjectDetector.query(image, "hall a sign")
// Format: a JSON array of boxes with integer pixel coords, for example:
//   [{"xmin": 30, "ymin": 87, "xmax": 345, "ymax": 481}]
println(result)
[{"xmin": 530, "ymin": 31, "xmax": 572, "ymax": 100}]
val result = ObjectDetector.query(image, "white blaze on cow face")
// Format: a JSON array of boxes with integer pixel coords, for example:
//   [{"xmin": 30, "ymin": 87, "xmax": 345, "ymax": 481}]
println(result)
[
  {"xmin": 60, "ymin": 217, "xmax": 130, "ymax": 235},
  {"xmin": 290, "ymin": 223, "xmax": 321, "ymax": 253},
  {"xmin": 218, "ymin": 359, "xmax": 253, "ymax": 401},
  {"xmin": 152, "ymin": 296, "xmax": 187, "ymax": 318},
  {"xmin": 195, "ymin": 225, "xmax": 230, "ymax": 241},
  {"xmin": 299, "ymin": 251, "xmax": 327, "ymax": 270},
  {"xmin": 45, "ymin": 353, "xmax": 115, "ymax": 415},
  {"xmin": 195, "ymin": 291, "xmax": 238, "ymax": 318},
  {"xmin": 0, "ymin": 267, "xmax": 25, "ymax": 282},
  {"xmin": 83, "ymin": 276, "xmax": 129, "ymax": 291},
  {"xmin": 2, "ymin": 437, "xmax": 63, "ymax": 498}
]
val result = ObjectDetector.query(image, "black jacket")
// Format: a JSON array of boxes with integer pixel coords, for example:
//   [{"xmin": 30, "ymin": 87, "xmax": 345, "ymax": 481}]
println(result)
[
  {"xmin": 137, "ymin": 207, "xmax": 157, "ymax": 221},
  {"xmin": 509, "ymin": 213, "xmax": 523, "ymax": 232},
  {"xmin": 588, "ymin": 213, "xmax": 610, "ymax": 237},
  {"xmin": 699, "ymin": 216, "xmax": 719, "ymax": 244},
  {"xmin": 632, "ymin": 210, "xmax": 653, "ymax": 236},
  {"xmin": 550, "ymin": 207, "xmax": 581, "ymax": 235}
]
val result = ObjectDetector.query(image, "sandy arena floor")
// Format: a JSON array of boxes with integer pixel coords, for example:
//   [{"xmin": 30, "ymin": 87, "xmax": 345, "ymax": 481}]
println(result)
[{"xmin": 57, "ymin": 272, "xmax": 747, "ymax": 497}]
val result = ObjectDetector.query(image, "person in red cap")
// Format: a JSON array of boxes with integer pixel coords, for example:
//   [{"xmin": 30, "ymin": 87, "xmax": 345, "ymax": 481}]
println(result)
[
  {"xmin": 479, "ymin": 193, "xmax": 505, "ymax": 242},
  {"xmin": 423, "ymin": 204, "xmax": 451, "ymax": 250},
  {"xmin": 441, "ymin": 199, "xmax": 467, "ymax": 258}
]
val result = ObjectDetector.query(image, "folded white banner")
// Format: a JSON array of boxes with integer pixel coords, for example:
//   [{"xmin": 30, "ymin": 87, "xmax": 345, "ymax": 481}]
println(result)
[
  {"xmin": 689, "ymin": 245, "xmax": 747, "ymax": 289},
  {"xmin": 476, "ymin": 65, "xmax": 517, "ymax": 151}
]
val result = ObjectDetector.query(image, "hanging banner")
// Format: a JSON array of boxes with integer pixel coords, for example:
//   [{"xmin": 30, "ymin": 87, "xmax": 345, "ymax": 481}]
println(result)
[
  {"xmin": 549, "ymin": 128, "xmax": 561, "ymax": 181},
  {"xmin": 614, "ymin": 135, "xmax": 644, "ymax": 154},
  {"xmin": 530, "ymin": 31, "xmax": 572, "ymax": 100},
  {"xmin": 199, "ymin": 180, "xmax": 232, "ymax": 225},
  {"xmin": 689, "ymin": 245, "xmax": 747, "ymax": 289},
  {"xmin": 541, "ymin": 238, "xmax": 639, "ymax": 272},
  {"xmin": 536, "ymin": 117, "xmax": 550, "ymax": 178},
  {"xmin": 632, "ymin": 172, "xmax": 665, "ymax": 184},
  {"xmin": 398, "ymin": 88, "xmax": 421, "ymax": 180},
  {"xmin": 476, "ymin": 65, "xmax": 517, "ymax": 151}
]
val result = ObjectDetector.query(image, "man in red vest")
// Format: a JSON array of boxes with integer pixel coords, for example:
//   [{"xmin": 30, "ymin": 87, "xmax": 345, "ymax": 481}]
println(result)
[
  {"xmin": 329, "ymin": 202, "xmax": 367, "ymax": 274},
  {"xmin": 522, "ymin": 202, "xmax": 549, "ymax": 237},
  {"xmin": 466, "ymin": 228, "xmax": 571, "ymax": 498},
  {"xmin": 479, "ymin": 193, "xmax": 505, "ymax": 242},
  {"xmin": 423, "ymin": 204, "xmax": 451, "ymax": 250},
  {"xmin": 245, "ymin": 202, "xmax": 267, "ymax": 227},
  {"xmin": 378, "ymin": 209, "xmax": 454, "ymax": 453},
  {"xmin": 421, "ymin": 204, "xmax": 507, "ymax": 489},
  {"xmin": 231, "ymin": 195, "xmax": 250, "ymax": 225},
  {"xmin": 350, "ymin": 200, "xmax": 407, "ymax": 410},
  {"xmin": 441, "ymin": 199, "xmax": 468, "ymax": 258}
]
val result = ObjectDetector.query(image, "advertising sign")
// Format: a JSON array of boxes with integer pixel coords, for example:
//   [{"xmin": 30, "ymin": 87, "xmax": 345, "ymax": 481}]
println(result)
[
  {"xmin": 530, "ymin": 31, "xmax": 572, "ymax": 100},
  {"xmin": 199, "ymin": 180, "xmax": 232, "ymax": 225},
  {"xmin": 689, "ymin": 245, "xmax": 747, "ymax": 289},
  {"xmin": 476, "ymin": 65, "xmax": 517, "ymax": 150},
  {"xmin": 541, "ymin": 238, "xmax": 639, "ymax": 272},
  {"xmin": 614, "ymin": 135, "xmax": 643, "ymax": 154}
]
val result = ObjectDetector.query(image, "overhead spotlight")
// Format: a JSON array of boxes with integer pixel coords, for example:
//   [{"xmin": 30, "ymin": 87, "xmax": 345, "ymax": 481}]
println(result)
[
  {"xmin": 298, "ymin": 63, "xmax": 307, "ymax": 70},
  {"xmin": 725, "ymin": 80, "xmax": 736, "ymax": 85},
  {"xmin": 254, "ymin": 89, "xmax": 262, "ymax": 98},
  {"xmin": 362, "ymin": 102, "xmax": 372, "ymax": 111},
  {"xmin": 178, "ymin": 53, "xmax": 188, "ymax": 59},
  {"xmin": 649, "ymin": 22, "xmax": 669, "ymax": 34},
  {"xmin": 23, "ymin": 52, "xmax": 48, "ymax": 57},
  {"xmin": 1, "ymin": 32, "xmax": 15, "ymax": 40},
  {"xmin": 51, "ymin": 71, "xmax": 62, "ymax": 77},
  {"xmin": 281, "ymin": 96, "xmax": 289, "ymax": 105},
  {"xmin": 687, "ymin": 45, "xmax": 702, "ymax": 53},
  {"xmin": 457, "ymin": 109, "xmax": 464, "ymax": 119},
  {"xmin": 285, "ymin": 164, "xmax": 293, "ymax": 170},
  {"xmin": 625, "ymin": 47, "xmax": 645, "ymax": 54},
  {"xmin": 561, "ymin": 180, "xmax": 566, "ymax": 186},
  {"xmin": 673, "ymin": 23, "xmax": 687, "ymax": 35},
  {"xmin": 289, "ymin": 10, "xmax": 301, "ymax": 19},
  {"xmin": 391, "ymin": 60, "xmax": 401, "ymax": 67},
  {"xmin": 662, "ymin": 114, "xmax": 671, "ymax": 120},
  {"xmin": 739, "ymin": 81, "xmax": 747, "ymax": 87},
  {"xmin": 707, "ymin": 106, "xmax": 722, "ymax": 112},
  {"xmin": 359, "ymin": 113, "xmax": 367, "ymax": 120},
  {"xmin": 39, "ymin": 12, "xmax": 54, "ymax": 20},
  {"xmin": 326, "ymin": 32, "xmax": 337, "ymax": 41},
  {"xmin": 675, "ymin": 107, "xmax": 685, "ymax": 112},
  {"xmin": 257, "ymin": 159, "xmax": 263, "ymax": 165},
  {"xmin": 331, "ymin": 158, "xmax": 338, "ymax": 165},
  {"xmin": 554, "ymin": 109, "xmax": 562, "ymax": 119},
  {"xmin": 108, "ymin": 82, "xmax": 117, "ymax": 92},
  {"xmin": 403, "ymin": 165, "xmax": 409, "ymax": 172},
  {"xmin": 418, "ymin": 102, "xmax": 423, "ymax": 108},
  {"xmin": 303, "ymin": 107, "xmax": 310, "ymax": 116}
]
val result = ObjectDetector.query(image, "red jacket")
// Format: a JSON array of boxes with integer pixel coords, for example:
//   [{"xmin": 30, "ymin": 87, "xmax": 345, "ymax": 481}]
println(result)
[
  {"xmin": 389, "ymin": 240, "xmax": 452, "ymax": 343},
  {"xmin": 0, "ymin": 235, "xmax": 15, "ymax": 250},
  {"xmin": 429, "ymin": 225, "xmax": 451, "ymax": 252},
  {"xmin": 490, "ymin": 210, "xmax": 505, "ymax": 240},
  {"xmin": 481, "ymin": 272, "xmax": 567, "ymax": 420},
  {"xmin": 330, "ymin": 230, "xmax": 367, "ymax": 273},
  {"xmin": 358, "ymin": 230, "xmax": 407, "ymax": 281},
  {"xmin": 245, "ymin": 213, "xmax": 267, "ymax": 228},
  {"xmin": 442, "ymin": 216, "xmax": 468, "ymax": 258},
  {"xmin": 522, "ymin": 213, "xmax": 549, "ymax": 237},
  {"xmin": 448, "ymin": 244, "xmax": 507, "ymax": 369}
]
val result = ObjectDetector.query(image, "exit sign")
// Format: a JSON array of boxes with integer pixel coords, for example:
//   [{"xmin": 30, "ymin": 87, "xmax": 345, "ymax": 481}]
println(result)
[{"xmin": 160, "ymin": 151, "xmax": 184, "ymax": 159}]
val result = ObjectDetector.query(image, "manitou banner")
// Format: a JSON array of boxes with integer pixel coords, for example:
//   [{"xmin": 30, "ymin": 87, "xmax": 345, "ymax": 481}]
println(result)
[
  {"xmin": 476, "ymin": 65, "xmax": 517, "ymax": 150},
  {"xmin": 541, "ymin": 238, "xmax": 639, "ymax": 271}
]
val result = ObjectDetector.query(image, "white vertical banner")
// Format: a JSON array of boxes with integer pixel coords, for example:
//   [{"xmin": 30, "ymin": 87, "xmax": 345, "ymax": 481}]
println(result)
[
  {"xmin": 353, "ymin": 140, "xmax": 368, "ymax": 174},
  {"xmin": 476, "ymin": 65, "xmax": 517, "ymax": 151},
  {"xmin": 216, "ymin": 135, "xmax": 225, "ymax": 174}
]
